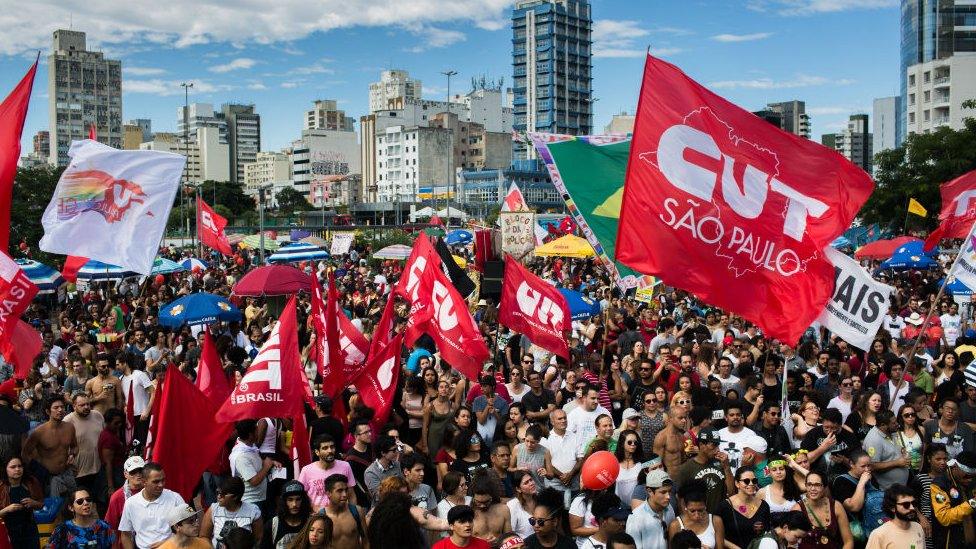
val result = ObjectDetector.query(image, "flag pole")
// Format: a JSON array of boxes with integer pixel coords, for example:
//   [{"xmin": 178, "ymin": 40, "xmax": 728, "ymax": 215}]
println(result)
[
  {"xmin": 904, "ymin": 196, "xmax": 911, "ymax": 235},
  {"xmin": 904, "ymin": 239, "xmax": 964, "ymax": 362}
]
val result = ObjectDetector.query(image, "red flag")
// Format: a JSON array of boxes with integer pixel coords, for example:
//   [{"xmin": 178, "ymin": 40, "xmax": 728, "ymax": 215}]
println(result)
[
  {"xmin": 616, "ymin": 55, "xmax": 873, "ymax": 344},
  {"xmin": 143, "ymin": 375, "xmax": 163, "ymax": 460},
  {"xmin": 558, "ymin": 216, "xmax": 576, "ymax": 235},
  {"xmin": 368, "ymin": 295, "xmax": 396, "ymax": 362},
  {"xmin": 0, "ymin": 251, "xmax": 38, "ymax": 356},
  {"xmin": 394, "ymin": 235, "xmax": 440, "ymax": 344},
  {"xmin": 924, "ymin": 169, "xmax": 976, "ymax": 250},
  {"xmin": 499, "ymin": 255, "xmax": 572, "ymax": 359},
  {"xmin": 474, "ymin": 229, "xmax": 495, "ymax": 273},
  {"xmin": 197, "ymin": 197, "xmax": 233, "ymax": 255},
  {"xmin": 291, "ymin": 409, "xmax": 312, "ymax": 472},
  {"xmin": 0, "ymin": 58, "xmax": 38, "ymax": 253},
  {"xmin": 196, "ymin": 330, "xmax": 230, "ymax": 406},
  {"xmin": 61, "ymin": 255, "xmax": 88, "ymax": 283},
  {"xmin": 0, "ymin": 319, "xmax": 40, "ymax": 379},
  {"xmin": 216, "ymin": 296, "xmax": 305, "ymax": 422},
  {"xmin": 88, "ymin": 124, "xmax": 97, "ymax": 141},
  {"xmin": 125, "ymin": 381, "xmax": 135, "ymax": 446},
  {"xmin": 429, "ymin": 215, "xmax": 444, "ymax": 226},
  {"xmin": 352, "ymin": 334, "xmax": 404, "ymax": 431},
  {"xmin": 152, "ymin": 364, "xmax": 234, "ymax": 501}
]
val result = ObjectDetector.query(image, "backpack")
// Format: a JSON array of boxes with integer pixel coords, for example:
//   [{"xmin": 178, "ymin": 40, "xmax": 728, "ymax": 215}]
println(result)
[
  {"xmin": 861, "ymin": 480, "xmax": 887, "ymax": 536},
  {"xmin": 348, "ymin": 504, "xmax": 365, "ymax": 540}
]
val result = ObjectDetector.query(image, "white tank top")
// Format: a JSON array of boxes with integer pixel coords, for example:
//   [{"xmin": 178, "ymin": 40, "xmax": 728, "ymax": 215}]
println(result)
[
  {"xmin": 677, "ymin": 514, "xmax": 716, "ymax": 548},
  {"xmin": 259, "ymin": 418, "xmax": 278, "ymax": 454},
  {"xmin": 764, "ymin": 486, "xmax": 798, "ymax": 513}
]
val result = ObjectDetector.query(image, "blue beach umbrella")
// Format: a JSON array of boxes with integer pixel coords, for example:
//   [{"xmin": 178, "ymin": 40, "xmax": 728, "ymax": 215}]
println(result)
[
  {"xmin": 158, "ymin": 292, "xmax": 242, "ymax": 327},
  {"xmin": 76, "ymin": 260, "xmax": 138, "ymax": 281},
  {"xmin": 939, "ymin": 277, "xmax": 973, "ymax": 297},
  {"xmin": 181, "ymin": 258, "xmax": 208, "ymax": 271},
  {"xmin": 267, "ymin": 242, "xmax": 330, "ymax": 263},
  {"xmin": 879, "ymin": 240, "xmax": 939, "ymax": 270},
  {"xmin": 15, "ymin": 259, "xmax": 64, "ymax": 295},
  {"xmin": 445, "ymin": 229, "xmax": 474, "ymax": 246},
  {"xmin": 558, "ymin": 288, "xmax": 602, "ymax": 320}
]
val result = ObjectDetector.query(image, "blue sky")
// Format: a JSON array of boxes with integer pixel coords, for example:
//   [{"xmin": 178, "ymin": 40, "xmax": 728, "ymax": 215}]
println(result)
[{"xmin": 0, "ymin": 0, "xmax": 900, "ymax": 154}]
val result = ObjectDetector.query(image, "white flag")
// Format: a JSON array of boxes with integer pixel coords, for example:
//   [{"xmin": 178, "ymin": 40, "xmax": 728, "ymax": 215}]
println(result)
[
  {"xmin": 500, "ymin": 182, "xmax": 528, "ymax": 212},
  {"xmin": 949, "ymin": 220, "xmax": 976, "ymax": 291},
  {"xmin": 39, "ymin": 140, "xmax": 185, "ymax": 274},
  {"xmin": 816, "ymin": 247, "xmax": 894, "ymax": 351}
]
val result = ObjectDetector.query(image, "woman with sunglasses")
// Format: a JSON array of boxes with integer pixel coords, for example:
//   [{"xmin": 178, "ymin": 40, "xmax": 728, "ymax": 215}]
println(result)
[
  {"xmin": 612, "ymin": 430, "xmax": 644, "ymax": 505},
  {"xmin": 419, "ymin": 379, "xmax": 457, "ymax": 457},
  {"xmin": 668, "ymin": 480, "xmax": 725, "ymax": 549},
  {"xmin": 200, "ymin": 476, "xmax": 262, "ymax": 548},
  {"xmin": 791, "ymin": 470, "xmax": 852, "ymax": 549},
  {"xmin": 448, "ymin": 430, "xmax": 490, "ymax": 482},
  {"xmin": 48, "ymin": 488, "xmax": 115, "ymax": 548},
  {"xmin": 507, "ymin": 365, "xmax": 532, "ymax": 404},
  {"xmin": 894, "ymin": 403, "xmax": 925, "ymax": 474},
  {"xmin": 715, "ymin": 467, "xmax": 770, "ymax": 549},
  {"xmin": 670, "ymin": 391, "xmax": 693, "ymax": 414},
  {"xmin": 525, "ymin": 488, "xmax": 576, "ymax": 549},
  {"xmin": 638, "ymin": 387, "xmax": 667, "ymax": 448}
]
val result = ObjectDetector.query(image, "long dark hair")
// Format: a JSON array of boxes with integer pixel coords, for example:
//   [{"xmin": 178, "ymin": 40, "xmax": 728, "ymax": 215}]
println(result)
[
  {"xmin": 274, "ymin": 486, "xmax": 312, "ymax": 526},
  {"xmin": 366, "ymin": 491, "xmax": 426, "ymax": 549},
  {"xmin": 614, "ymin": 429, "xmax": 645, "ymax": 463},
  {"xmin": 0, "ymin": 455, "xmax": 32, "ymax": 486},
  {"xmin": 920, "ymin": 443, "xmax": 948, "ymax": 475},
  {"xmin": 288, "ymin": 515, "xmax": 333, "ymax": 549}
]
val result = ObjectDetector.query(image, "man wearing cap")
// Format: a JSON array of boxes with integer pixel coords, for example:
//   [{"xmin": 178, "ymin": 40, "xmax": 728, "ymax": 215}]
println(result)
[
  {"xmin": 118, "ymin": 461, "xmax": 187, "ymax": 549},
  {"xmin": 580, "ymin": 492, "xmax": 630, "ymax": 549},
  {"xmin": 931, "ymin": 450, "xmax": 976, "ymax": 548},
  {"xmin": 158, "ymin": 505, "xmax": 208, "ymax": 549},
  {"xmin": 673, "ymin": 428, "xmax": 733, "ymax": 513},
  {"xmin": 626, "ymin": 469, "xmax": 674, "ymax": 549},
  {"xmin": 105, "ymin": 456, "xmax": 146, "ymax": 533},
  {"xmin": 433, "ymin": 504, "xmax": 490, "ymax": 549},
  {"xmin": 308, "ymin": 396, "xmax": 344, "ymax": 456}
]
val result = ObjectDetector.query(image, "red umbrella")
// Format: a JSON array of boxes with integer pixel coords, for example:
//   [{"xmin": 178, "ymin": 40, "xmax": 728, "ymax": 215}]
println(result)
[
  {"xmin": 429, "ymin": 215, "xmax": 444, "ymax": 226},
  {"xmin": 233, "ymin": 265, "xmax": 312, "ymax": 296},
  {"xmin": 854, "ymin": 236, "xmax": 921, "ymax": 260}
]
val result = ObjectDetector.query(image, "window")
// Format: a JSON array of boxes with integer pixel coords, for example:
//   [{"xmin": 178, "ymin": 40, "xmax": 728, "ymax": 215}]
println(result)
[
  {"xmin": 924, "ymin": 90, "xmax": 931, "ymax": 103},
  {"xmin": 923, "ymin": 71, "xmax": 931, "ymax": 83},
  {"xmin": 924, "ymin": 110, "xmax": 930, "ymax": 122},
  {"xmin": 909, "ymin": 93, "xmax": 916, "ymax": 105}
]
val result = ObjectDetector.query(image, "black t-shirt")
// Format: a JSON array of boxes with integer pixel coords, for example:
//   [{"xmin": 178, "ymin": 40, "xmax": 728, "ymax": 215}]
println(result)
[
  {"xmin": 521, "ymin": 389, "xmax": 556, "ymax": 418},
  {"xmin": 831, "ymin": 473, "xmax": 864, "ymax": 522},
  {"xmin": 800, "ymin": 426, "xmax": 859, "ymax": 475},
  {"xmin": 715, "ymin": 498, "xmax": 771, "ymax": 549},
  {"xmin": 628, "ymin": 380, "xmax": 657, "ymax": 409},
  {"xmin": 524, "ymin": 533, "xmax": 578, "ymax": 549},
  {"xmin": 308, "ymin": 416, "xmax": 345, "ymax": 454},
  {"xmin": 448, "ymin": 456, "xmax": 490, "ymax": 482}
]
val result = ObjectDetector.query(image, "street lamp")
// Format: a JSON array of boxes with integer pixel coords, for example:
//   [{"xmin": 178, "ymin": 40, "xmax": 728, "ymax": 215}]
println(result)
[
  {"xmin": 181, "ymin": 82, "xmax": 194, "ymax": 250},
  {"xmin": 258, "ymin": 184, "xmax": 272, "ymax": 264},
  {"xmin": 441, "ymin": 69, "xmax": 457, "ymax": 226}
]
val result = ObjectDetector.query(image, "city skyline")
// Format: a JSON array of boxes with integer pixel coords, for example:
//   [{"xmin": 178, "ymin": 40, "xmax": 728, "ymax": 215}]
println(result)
[{"xmin": 0, "ymin": 1, "xmax": 901, "ymax": 154}]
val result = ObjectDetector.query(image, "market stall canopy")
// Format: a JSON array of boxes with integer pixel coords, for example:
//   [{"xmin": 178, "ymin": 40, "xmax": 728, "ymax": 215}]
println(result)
[
  {"xmin": 534, "ymin": 234, "xmax": 596, "ymax": 258},
  {"xmin": 267, "ymin": 242, "xmax": 329, "ymax": 263}
]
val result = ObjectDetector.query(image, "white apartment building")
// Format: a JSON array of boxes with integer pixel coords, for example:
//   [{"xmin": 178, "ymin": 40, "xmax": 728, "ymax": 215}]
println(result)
[
  {"xmin": 369, "ymin": 69, "xmax": 423, "ymax": 113},
  {"xmin": 906, "ymin": 53, "xmax": 976, "ymax": 135},
  {"xmin": 291, "ymin": 129, "xmax": 360, "ymax": 197},
  {"xmin": 376, "ymin": 125, "xmax": 451, "ymax": 203},
  {"xmin": 244, "ymin": 151, "xmax": 291, "ymax": 196},
  {"xmin": 872, "ymin": 96, "xmax": 900, "ymax": 157},
  {"xmin": 452, "ymin": 88, "xmax": 514, "ymax": 133},
  {"xmin": 177, "ymin": 103, "xmax": 228, "ymax": 143},
  {"xmin": 140, "ymin": 126, "xmax": 229, "ymax": 184}
]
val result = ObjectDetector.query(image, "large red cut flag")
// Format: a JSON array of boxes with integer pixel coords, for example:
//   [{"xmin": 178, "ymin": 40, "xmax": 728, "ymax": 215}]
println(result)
[
  {"xmin": 368, "ymin": 294, "xmax": 396, "ymax": 362},
  {"xmin": 197, "ymin": 197, "xmax": 233, "ymax": 255},
  {"xmin": 0, "ymin": 250, "xmax": 38, "ymax": 356},
  {"xmin": 152, "ymin": 364, "xmax": 234, "ymax": 502},
  {"xmin": 394, "ymin": 234, "xmax": 440, "ymax": 344},
  {"xmin": 616, "ymin": 55, "xmax": 874, "ymax": 344},
  {"xmin": 61, "ymin": 255, "xmax": 88, "ymax": 283},
  {"xmin": 1, "ymin": 319, "xmax": 40, "ymax": 380},
  {"xmin": 924, "ymin": 169, "xmax": 976, "ymax": 250},
  {"xmin": 196, "ymin": 330, "xmax": 230, "ymax": 406},
  {"xmin": 499, "ymin": 255, "xmax": 571, "ymax": 359},
  {"xmin": 0, "ymin": 59, "xmax": 38, "ymax": 253},
  {"xmin": 352, "ymin": 333, "xmax": 404, "ymax": 431},
  {"xmin": 216, "ymin": 296, "xmax": 305, "ymax": 422}
]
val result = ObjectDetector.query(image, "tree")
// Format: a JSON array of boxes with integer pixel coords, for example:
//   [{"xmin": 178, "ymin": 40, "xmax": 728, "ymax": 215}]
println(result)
[
  {"xmin": 859, "ymin": 103, "xmax": 976, "ymax": 232},
  {"xmin": 196, "ymin": 180, "xmax": 255, "ymax": 218},
  {"xmin": 274, "ymin": 187, "xmax": 314, "ymax": 214},
  {"xmin": 11, "ymin": 165, "xmax": 63, "ymax": 262}
]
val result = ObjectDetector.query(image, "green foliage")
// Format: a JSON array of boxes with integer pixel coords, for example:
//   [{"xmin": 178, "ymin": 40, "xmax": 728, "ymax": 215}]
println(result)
[
  {"xmin": 274, "ymin": 187, "xmax": 314, "ymax": 214},
  {"xmin": 485, "ymin": 204, "xmax": 502, "ymax": 227},
  {"xmin": 12, "ymin": 165, "xmax": 63, "ymax": 263},
  {"xmin": 860, "ymin": 111, "xmax": 976, "ymax": 232},
  {"xmin": 196, "ymin": 180, "xmax": 255, "ymax": 218}
]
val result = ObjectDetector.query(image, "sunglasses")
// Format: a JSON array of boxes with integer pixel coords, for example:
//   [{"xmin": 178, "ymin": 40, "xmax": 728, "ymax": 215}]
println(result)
[
  {"xmin": 676, "ymin": 400, "xmax": 690, "ymax": 405},
  {"xmin": 896, "ymin": 501, "xmax": 916, "ymax": 509},
  {"xmin": 767, "ymin": 411, "xmax": 780, "ymax": 416},
  {"xmin": 644, "ymin": 399, "xmax": 655, "ymax": 404},
  {"xmin": 529, "ymin": 511, "xmax": 558, "ymax": 527},
  {"xmin": 74, "ymin": 497, "xmax": 92, "ymax": 505},
  {"xmin": 841, "ymin": 382, "xmax": 853, "ymax": 387},
  {"xmin": 738, "ymin": 478, "xmax": 759, "ymax": 485},
  {"xmin": 625, "ymin": 439, "xmax": 638, "ymax": 445},
  {"xmin": 903, "ymin": 412, "xmax": 916, "ymax": 418}
]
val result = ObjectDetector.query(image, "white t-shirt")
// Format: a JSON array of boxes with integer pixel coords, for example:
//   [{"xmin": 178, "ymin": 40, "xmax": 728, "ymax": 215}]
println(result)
[
  {"xmin": 828, "ymin": 396, "xmax": 853, "ymax": 424},
  {"xmin": 883, "ymin": 315, "xmax": 905, "ymax": 339},
  {"xmin": 543, "ymin": 430, "xmax": 580, "ymax": 480},
  {"xmin": 716, "ymin": 426, "xmax": 767, "ymax": 470},
  {"xmin": 569, "ymin": 494, "xmax": 597, "ymax": 549},
  {"xmin": 210, "ymin": 500, "xmax": 261, "ymax": 547},
  {"xmin": 118, "ymin": 489, "xmax": 186, "ymax": 549},
  {"xmin": 507, "ymin": 497, "xmax": 534, "ymax": 539},
  {"xmin": 122, "ymin": 370, "xmax": 151, "ymax": 416},
  {"xmin": 942, "ymin": 313, "xmax": 962, "ymax": 345},
  {"xmin": 567, "ymin": 404, "xmax": 613, "ymax": 458}
]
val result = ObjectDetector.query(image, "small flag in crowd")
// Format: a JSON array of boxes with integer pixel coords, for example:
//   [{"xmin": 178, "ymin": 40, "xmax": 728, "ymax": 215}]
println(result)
[
  {"xmin": 816, "ymin": 247, "xmax": 894, "ymax": 352},
  {"xmin": 924, "ymin": 169, "xmax": 976, "ymax": 251},
  {"xmin": 908, "ymin": 198, "xmax": 928, "ymax": 217},
  {"xmin": 499, "ymin": 254, "xmax": 572, "ymax": 359},
  {"xmin": 197, "ymin": 197, "xmax": 233, "ymax": 255},
  {"xmin": 0, "ymin": 251, "xmax": 38, "ymax": 378},
  {"xmin": 500, "ymin": 182, "xmax": 528, "ymax": 213},
  {"xmin": 352, "ymin": 333, "xmax": 404, "ymax": 433}
]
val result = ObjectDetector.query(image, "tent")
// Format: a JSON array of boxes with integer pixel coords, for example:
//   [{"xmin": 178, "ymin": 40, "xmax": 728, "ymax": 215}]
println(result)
[
  {"xmin": 534, "ymin": 234, "xmax": 595, "ymax": 258},
  {"xmin": 879, "ymin": 241, "xmax": 939, "ymax": 270}
]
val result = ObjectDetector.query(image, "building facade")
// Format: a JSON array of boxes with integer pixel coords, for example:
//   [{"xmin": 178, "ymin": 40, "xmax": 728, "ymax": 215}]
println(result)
[
  {"xmin": 305, "ymin": 99, "xmax": 355, "ymax": 132},
  {"xmin": 291, "ymin": 129, "xmax": 360, "ymax": 198},
  {"xmin": 243, "ymin": 151, "xmax": 291, "ymax": 197},
  {"xmin": 821, "ymin": 114, "xmax": 873, "ymax": 173},
  {"xmin": 604, "ymin": 112, "xmax": 635, "ymax": 134},
  {"xmin": 140, "ymin": 126, "xmax": 230, "ymax": 184},
  {"xmin": 376, "ymin": 125, "xmax": 452, "ymax": 203},
  {"xmin": 128, "ymin": 118, "xmax": 152, "ymax": 142},
  {"xmin": 176, "ymin": 103, "xmax": 228, "ymax": 143},
  {"xmin": 873, "ymin": 96, "xmax": 902, "ymax": 157},
  {"xmin": 905, "ymin": 53, "xmax": 976, "ymax": 135},
  {"xmin": 369, "ymin": 69, "xmax": 423, "ymax": 113},
  {"xmin": 430, "ymin": 112, "xmax": 513, "ymax": 172},
  {"xmin": 47, "ymin": 29, "xmax": 122, "ymax": 166},
  {"xmin": 763, "ymin": 101, "xmax": 811, "ymax": 138},
  {"xmin": 221, "ymin": 104, "xmax": 261, "ymax": 186},
  {"xmin": 512, "ymin": 0, "xmax": 593, "ymax": 159},
  {"xmin": 122, "ymin": 124, "xmax": 144, "ymax": 150}
]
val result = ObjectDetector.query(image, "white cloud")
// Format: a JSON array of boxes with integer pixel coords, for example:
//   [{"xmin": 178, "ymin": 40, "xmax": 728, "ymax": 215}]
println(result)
[
  {"xmin": 292, "ymin": 62, "xmax": 335, "ymax": 75},
  {"xmin": 475, "ymin": 18, "xmax": 507, "ymax": 31},
  {"xmin": 591, "ymin": 20, "xmax": 684, "ymax": 59},
  {"xmin": 748, "ymin": 0, "xmax": 897, "ymax": 15},
  {"xmin": 124, "ymin": 66, "xmax": 166, "ymax": 76},
  {"xmin": 709, "ymin": 74, "xmax": 855, "ymax": 89},
  {"xmin": 247, "ymin": 82, "xmax": 268, "ymax": 90},
  {"xmin": 123, "ymin": 79, "xmax": 234, "ymax": 95},
  {"xmin": 209, "ymin": 57, "xmax": 257, "ymax": 73},
  {"xmin": 406, "ymin": 26, "xmax": 466, "ymax": 52},
  {"xmin": 280, "ymin": 81, "xmax": 301, "ymax": 89},
  {"xmin": 712, "ymin": 32, "xmax": 772, "ymax": 43},
  {"xmin": 0, "ymin": 0, "xmax": 515, "ymax": 56}
]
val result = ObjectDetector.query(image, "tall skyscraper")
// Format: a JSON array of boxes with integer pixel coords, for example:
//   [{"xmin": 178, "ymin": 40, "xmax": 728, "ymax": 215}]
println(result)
[
  {"xmin": 512, "ymin": 0, "xmax": 593, "ymax": 159},
  {"xmin": 872, "ymin": 96, "xmax": 901, "ymax": 157},
  {"xmin": 369, "ymin": 70, "xmax": 422, "ymax": 113},
  {"xmin": 821, "ymin": 114, "xmax": 873, "ymax": 173},
  {"xmin": 900, "ymin": 0, "xmax": 976, "ymax": 142},
  {"xmin": 48, "ymin": 30, "xmax": 122, "ymax": 166},
  {"xmin": 221, "ymin": 104, "xmax": 261, "ymax": 186}
]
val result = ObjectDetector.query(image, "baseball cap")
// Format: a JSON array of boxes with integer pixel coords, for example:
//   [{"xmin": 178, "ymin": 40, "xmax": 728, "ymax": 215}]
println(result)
[
  {"xmin": 697, "ymin": 428, "xmax": 723, "ymax": 445},
  {"xmin": 123, "ymin": 456, "xmax": 146, "ymax": 474},
  {"xmin": 283, "ymin": 480, "xmax": 306, "ymax": 495},
  {"xmin": 447, "ymin": 504, "xmax": 476, "ymax": 524},
  {"xmin": 645, "ymin": 469, "xmax": 673, "ymax": 489},
  {"xmin": 167, "ymin": 505, "xmax": 202, "ymax": 528},
  {"xmin": 596, "ymin": 503, "xmax": 632, "ymax": 521},
  {"xmin": 622, "ymin": 408, "xmax": 640, "ymax": 422}
]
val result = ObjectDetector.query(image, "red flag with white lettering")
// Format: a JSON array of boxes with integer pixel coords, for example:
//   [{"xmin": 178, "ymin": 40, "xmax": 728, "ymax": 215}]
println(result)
[
  {"xmin": 394, "ymin": 235, "xmax": 439, "ymax": 345},
  {"xmin": 616, "ymin": 55, "xmax": 874, "ymax": 344},
  {"xmin": 197, "ymin": 197, "xmax": 233, "ymax": 255},
  {"xmin": 351, "ymin": 333, "xmax": 404, "ymax": 432},
  {"xmin": 0, "ymin": 251, "xmax": 38, "ymax": 362},
  {"xmin": 368, "ymin": 294, "xmax": 396, "ymax": 363},
  {"xmin": 499, "ymin": 255, "xmax": 572, "ymax": 359},
  {"xmin": 216, "ymin": 296, "xmax": 305, "ymax": 421},
  {"xmin": 924, "ymin": 169, "xmax": 976, "ymax": 250}
]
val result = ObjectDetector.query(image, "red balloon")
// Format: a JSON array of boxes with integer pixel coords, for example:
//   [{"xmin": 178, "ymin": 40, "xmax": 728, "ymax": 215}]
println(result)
[
  {"xmin": 154, "ymin": 274, "xmax": 165, "ymax": 286},
  {"xmin": 580, "ymin": 450, "xmax": 619, "ymax": 490}
]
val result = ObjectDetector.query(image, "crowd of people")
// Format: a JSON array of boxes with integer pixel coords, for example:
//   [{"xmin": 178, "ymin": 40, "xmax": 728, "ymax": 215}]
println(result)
[{"xmin": 0, "ymin": 237, "xmax": 971, "ymax": 549}]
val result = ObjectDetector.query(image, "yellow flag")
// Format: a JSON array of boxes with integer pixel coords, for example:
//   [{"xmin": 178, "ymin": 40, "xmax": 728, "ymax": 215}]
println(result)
[{"xmin": 908, "ymin": 198, "xmax": 927, "ymax": 217}]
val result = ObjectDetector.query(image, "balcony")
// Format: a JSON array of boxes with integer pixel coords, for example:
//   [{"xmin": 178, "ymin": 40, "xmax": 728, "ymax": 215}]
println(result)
[
  {"xmin": 934, "ymin": 76, "xmax": 950, "ymax": 87},
  {"xmin": 933, "ymin": 115, "xmax": 950, "ymax": 125}
]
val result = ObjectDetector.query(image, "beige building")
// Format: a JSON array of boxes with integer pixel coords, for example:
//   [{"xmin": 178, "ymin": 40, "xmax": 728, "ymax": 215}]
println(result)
[
  {"xmin": 122, "ymin": 124, "xmax": 144, "ymax": 150},
  {"xmin": 140, "ymin": 126, "xmax": 229, "ymax": 183},
  {"xmin": 430, "ymin": 112, "xmax": 512, "ymax": 171},
  {"xmin": 604, "ymin": 113, "xmax": 635, "ymax": 134},
  {"xmin": 369, "ymin": 69, "xmax": 422, "ymax": 113},
  {"xmin": 305, "ymin": 99, "xmax": 355, "ymax": 132},
  {"xmin": 244, "ymin": 151, "xmax": 291, "ymax": 196}
]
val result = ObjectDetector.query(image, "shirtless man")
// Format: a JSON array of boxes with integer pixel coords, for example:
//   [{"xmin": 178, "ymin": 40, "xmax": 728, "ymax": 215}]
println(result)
[
  {"xmin": 72, "ymin": 330, "xmax": 96, "ymax": 364},
  {"xmin": 23, "ymin": 394, "xmax": 78, "ymax": 496},
  {"xmin": 653, "ymin": 407, "xmax": 689, "ymax": 474},
  {"xmin": 470, "ymin": 471, "xmax": 510, "ymax": 545},
  {"xmin": 85, "ymin": 353, "xmax": 123, "ymax": 415},
  {"xmin": 323, "ymin": 474, "xmax": 368, "ymax": 549}
]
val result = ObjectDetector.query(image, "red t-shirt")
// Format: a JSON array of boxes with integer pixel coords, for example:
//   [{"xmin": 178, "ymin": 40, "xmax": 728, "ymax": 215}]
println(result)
[{"xmin": 432, "ymin": 537, "xmax": 491, "ymax": 549}]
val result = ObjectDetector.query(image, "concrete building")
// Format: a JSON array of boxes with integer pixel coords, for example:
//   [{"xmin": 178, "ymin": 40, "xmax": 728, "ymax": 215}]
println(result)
[
  {"xmin": 47, "ymin": 29, "xmax": 122, "ymax": 166},
  {"xmin": 431, "ymin": 111, "xmax": 512, "ymax": 171},
  {"xmin": 452, "ymin": 87, "xmax": 514, "ymax": 133},
  {"xmin": 122, "ymin": 124, "xmax": 144, "ymax": 150},
  {"xmin": 33, "ymin": 131, "xmax": 49, "ymax": 158},
  {"xmin": 176, "ymin": 103, "xmax": 228, "ymax": 143},
  {"xmin": 310, "ymin": 175, "xmax": 362, "ymax": 208},
  {"xmin": 376, "ymin": 125, "xmax": 452, "ymax": 203},
  {"xmin": 291, "ymin": 129, "xmax": 360, "ymax": 198},
  {"xmin": 512, "ymin": 0, "xmax": 593, "ymax": 159},
  {"xmin": 604, "ymin": 112, "xmax": 635, "ymax": 134},
  {"xmin": 906, "ymin": 54, "xmax": 976, "ymax": 135},
  {"xmin": 369, "ymin": 69, "xmax": 423, "ymax": 113},
  {"xmin": 244, "ymin": 151, "xmax": 291, "ymax": 197},
  {"xmin": 305, "ymin": 99, "xmax": 355, "ymax": 132},
  {"xmin": 128, "ymin": 118, "xmax": 152, "ymax": 142},
  {"xmin": 459, "ymin": 159, "xmax": 563, "ymax": 214},
  {"xmin": 821, "ymin": 114, "xmax": 873, "ymax": 173},
  {"xmin": 900, "ymin": 0, "xmax": 976, "ymax": 144},
  {"xmin": 140, "ymin": 126, "xmax": 230, "ymax": 183},
  {"xmin": 872, "ymin": 96, "xmax": 901, "ymax": 157},
  {"xmin": 762, "ymin": 101, "xmax": 811, "ymax": 138},
  {"xmin": 222, "ymin": 103, "xmax": 261, "ymax": 186}
]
